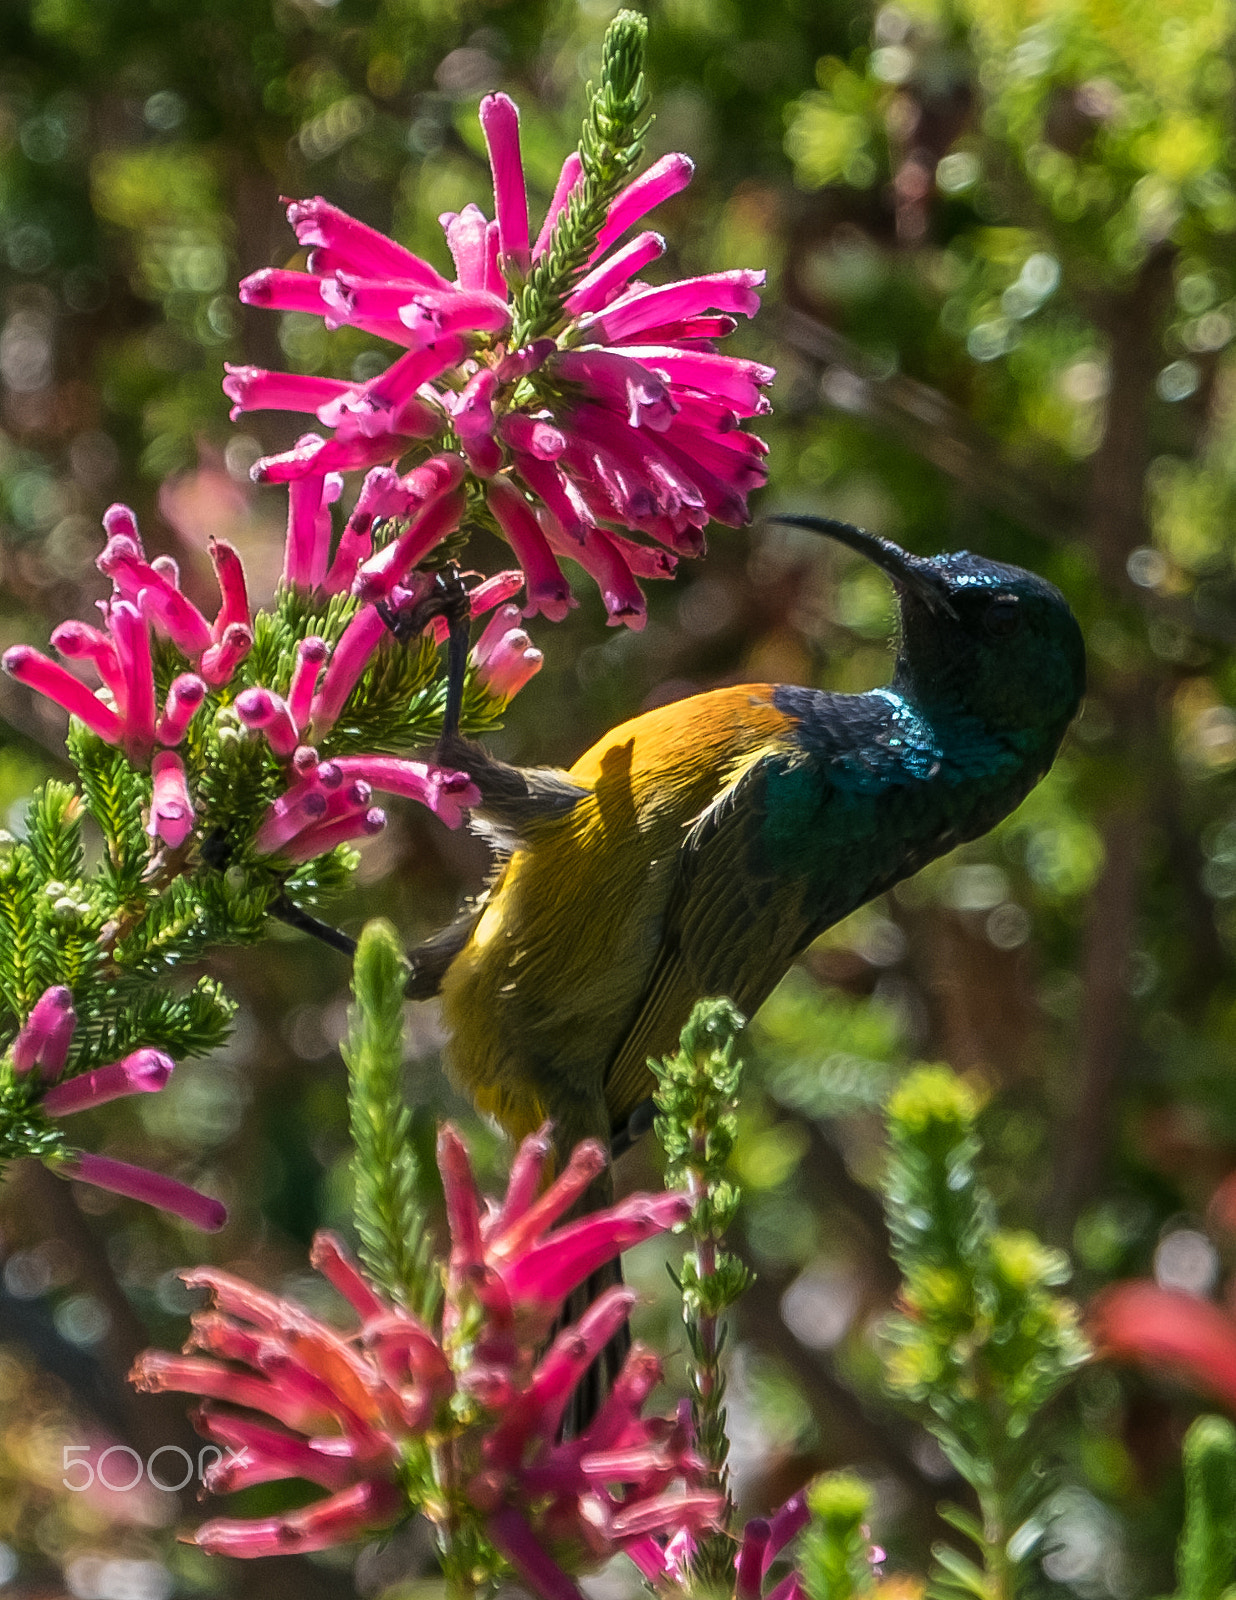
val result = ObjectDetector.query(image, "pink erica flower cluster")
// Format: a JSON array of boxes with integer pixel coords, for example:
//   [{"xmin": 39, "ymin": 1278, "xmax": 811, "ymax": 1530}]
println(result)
[
  {"xmin": 1, "ymin": 504, "xmax": 250, "ymax": 851},
  {"xmin": 224, "ymin": 91, "xmax": 771, "ymax": 631},
  {"xmin": 0, "ymin": 493, "xmax": 504, "ymax": 867},
  {"xmin": 9, "ymin": 985, "xmax": 225, "ymax": 1230},
  {"xmin": 131, "ymin": 1125, "xmax": 718, "ymax": 1594}
]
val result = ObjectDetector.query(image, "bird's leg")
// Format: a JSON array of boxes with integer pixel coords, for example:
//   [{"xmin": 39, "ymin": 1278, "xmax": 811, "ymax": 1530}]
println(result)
[{"xmin": 442, "ymin": 604, "xmax": 470, "ymax": 748}]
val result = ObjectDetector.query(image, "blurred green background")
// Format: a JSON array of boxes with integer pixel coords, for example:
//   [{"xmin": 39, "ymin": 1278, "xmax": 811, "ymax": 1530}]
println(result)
[{"xmin": 1, "ymin": 0, "xmax": 1235, "ymax": 1593}]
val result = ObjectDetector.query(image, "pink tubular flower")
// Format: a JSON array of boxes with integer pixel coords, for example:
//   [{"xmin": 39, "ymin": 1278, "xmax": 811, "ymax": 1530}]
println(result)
[
  {"xmin": 307, "ymin": 605, "xmax": 389, "ymax": 737},
  {"xmin": 225, "ymin": 97, "xmax": 770, "ymax": 625},
  {"xmin": 129, "ymin": 1129, "xmax": 714, "ymax": 1584},
  {"xmin": 68, "ymin": 1154, "xmax": 226, "ymax": 1231},
  {"xmin": 6, "ymin": 986, "xmax": 222, "ymax": 1229},
  {"xmin": 2, "ymin": 645, "xmax": 125, "ymax": 746},
  {"xmin": 42, "ymin": 1049, "xmax": 173, "ymax": 1117},
  {"xmin": 156, "ymin": 674, "xmax": 207, "ymax": 747},
  {"xmin": 1090, "ymin": 1281, "xmax": 1236, "ymax": 1411}
]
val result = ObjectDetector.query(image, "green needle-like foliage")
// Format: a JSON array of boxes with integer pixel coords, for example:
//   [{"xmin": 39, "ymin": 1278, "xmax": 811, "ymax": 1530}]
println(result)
[
  {"xmin": 344, "ymin": 919, "xmax": 438, "ymax": 1322},
  {"xmin": 880, "ymin": 1067, "xmax": 1090, "ymax": 1600},
  {"xmin": 511, "ymin": 9, "xmax": 650, "ymax": 344},
  {"xmin": 1163, "ymin": 1415, "xmax": 1236, "ymax": 1600},
  {"xmin": 652, "ymin": 997, "xmax": 754, "ymax": 1590}
]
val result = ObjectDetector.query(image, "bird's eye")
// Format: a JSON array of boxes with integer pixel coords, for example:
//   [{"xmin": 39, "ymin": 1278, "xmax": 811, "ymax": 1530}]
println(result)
[{"xmin": 983, "ymin": 595, "xmax": 1021, "ymax": 637}]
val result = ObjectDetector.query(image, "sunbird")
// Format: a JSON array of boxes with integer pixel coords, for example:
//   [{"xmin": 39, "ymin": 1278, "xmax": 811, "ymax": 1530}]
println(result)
[
  {"xmin": 380, "ymin": 512, "xmax": 1084, "ymax": 1428},
  {"xmin": 411, "ymin": 516, "xmax": 1086, "ymax": 1182}
]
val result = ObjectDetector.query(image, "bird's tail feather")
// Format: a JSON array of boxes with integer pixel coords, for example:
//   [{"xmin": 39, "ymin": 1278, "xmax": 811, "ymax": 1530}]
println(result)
[{"xmin": 556, "ymin": 1254, "xmax": 632, "ymax": 1440}]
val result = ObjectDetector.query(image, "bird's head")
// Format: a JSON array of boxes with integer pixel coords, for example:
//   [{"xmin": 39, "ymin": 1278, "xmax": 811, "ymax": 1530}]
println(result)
[{"xmin": 768, "ymin": 516, "xmax": 1086, "ymax": 741}]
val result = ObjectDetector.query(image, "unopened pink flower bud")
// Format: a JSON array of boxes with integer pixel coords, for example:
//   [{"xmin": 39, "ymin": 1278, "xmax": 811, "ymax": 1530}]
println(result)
[
  {"xmin": 735, "ymin": 1519, "xmax": 770, "ymax": 1600},
  {"xmin": 461, "ymin": 435, "xmax": 502, "ymax": 479},
  {"xmin": 102, "ymin": 502, "xmax": 143, "ymax": 552},
  {"xmin": 565, "ymin": 231, "xmax": 666, "ymax": 316},
  {"xmin": 200, "ymin": 623, "xmax": 254, "ymax": 687},
  {"xmin": 99, "ymin": 537, "xmax": 213, "ymax": 658},
  {"xmin": 253, "ymin": 788, "xmax": 329, "ymax": 855},
  {"xmin": 12, "ymin": 986, "xmax": 76, "ymax": 1076},
  {"xmin": 327, "ymin": 756, "xmax": 480, "ymax": 828},
  {"xmin": 148, "ymin": 750, "xmax": 195, "ymax": 849},
  {"xmin": 309, "ymin": 1232, "xmax": 387, "ymax": 1321},
  {"xmin": 156, "ymin": 673, "xmax": 207, "ymax": 746},
  {"xmin": 284, "ymin": 472, "xmax": 334, "ymax": 592},
  {"xmin": 470, "ymin": 604, "xmax": 543, "ymax": 700},
  {"xmin": 279, "ymin": 806, "xmax": 386, "ymax": 864},
  {"xmin": 288, "ymin": 637, "xmax": 330, "ymax": 732},
  {"xmin": 287, "ymin": 195, "xmax": 452, "ymax": 286},
  {"xmin": 308, "ymin": 606, "xmax": 387, "ymax": 736},
  {"xmin": 108, "ymin": 600, "xmax": 156, "ymax": 762},
  {"xmin": 151, "ymin": 554, "xmax": 180, "ymax": 586},
  {"xmin": 591, "ymin": 153, "xmax": 696, "ymax": 261},
  {"xmin": 193, "ymin": 1479, "xmax": 403, "ymax": 1557},
  {"xmin": 43, "ymin": 1048, "xmax": 174, "ymax": 1117},
  {"xmin": 352, "ymin": 480, "xmax": 466, "ymax": 601},
  {"xmin": 487, "ymin": 477, "xmax": 575, "ymax": 622},
  {"xmin": 533, "ymin": 151, "xmax": 584, "ymax": 261},
  {"xmin": 50, "ymin": 620, "xmax": 126, "ymax": 703},
  {"xmin": 498, "ymin": 412, "xmax": 566, "ymax": 460},
  {"xmin": 443, "ymin": 203, "xmax": 489, "ymax": 292},
  {"xmin": 448, "ymin": 368, "xmax": 498, "ymax": 440},
  {"xmin": 235, "ymin": 688, "xmax": 299, "ymax": 758},
  {"xmin": 208, "ymin": 538, "xmax": 251, "ymax": 639},
  {"xmin": 479, "ymin": 93, "xmax": 530, "ymax": 278},
  {"xmin": 223, "ymin": 363, "xmax": 352, "ymax": 421}
]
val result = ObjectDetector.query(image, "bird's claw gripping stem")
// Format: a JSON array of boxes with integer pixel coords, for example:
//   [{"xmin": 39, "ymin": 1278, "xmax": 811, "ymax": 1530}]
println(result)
[{"xmin": 376, "ymin": 563, "xmax": 472, "ymax": 747}]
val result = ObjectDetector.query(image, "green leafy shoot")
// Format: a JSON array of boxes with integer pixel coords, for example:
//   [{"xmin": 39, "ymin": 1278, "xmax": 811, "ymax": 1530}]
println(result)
[
  {"xmin": 799, "ymin": 1472, "xmax": 879, "ymax": 1600},
  {"xmin": 880, "ymin": 1066, "xmax": 1090, "ymax": 1600},
  {"xmin": 344, "ymin": 919, "xmax": 439, "ymax": 1322},
  {"xmin": 511, "ymin": 9, "xmax": 650, "ymax": 344},
  {"xmin": 1164, "ymin": 1414, "xmax": 1236, "ymax": 1600},
  {"xmin": 652, "ymin": 996, "xmax": 753, "ymax": 1590}
]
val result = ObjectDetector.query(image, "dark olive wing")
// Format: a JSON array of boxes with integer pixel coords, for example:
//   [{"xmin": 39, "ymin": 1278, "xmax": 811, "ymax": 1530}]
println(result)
[{"xmin": 602, "ymin": 748, "xmax": 820, "ymax": 1129}]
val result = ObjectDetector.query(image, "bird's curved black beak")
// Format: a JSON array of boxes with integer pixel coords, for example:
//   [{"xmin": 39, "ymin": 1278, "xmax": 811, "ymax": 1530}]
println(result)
[{"xmin": 765, "ymin": 515, "xmax": 958, "ymax": 620}]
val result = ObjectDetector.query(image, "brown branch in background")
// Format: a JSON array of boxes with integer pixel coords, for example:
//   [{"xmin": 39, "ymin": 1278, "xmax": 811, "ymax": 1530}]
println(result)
[
  {"xmin": 1051, "ymin": 799, "xmax": 1147, "ymax": 1231},
  {"xmin": 776, "ymin": 304, "xmax": 1083, "ymax": 545},
  {"xmin": 735, "ymin": 1258, "xmax": 956, "ymax": 1519},
  {"xmin": 1158, "ymin": 770, "xmax": 1229, "ymax": 1009},
  {"xmin": 1050, "ymin": 251, "xmax": 1175, "ymax": 1233}
]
